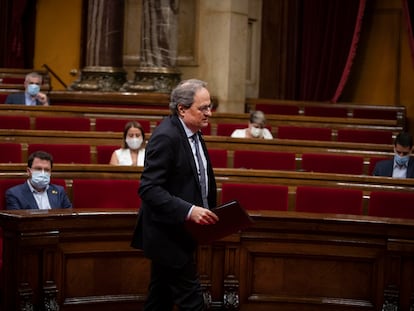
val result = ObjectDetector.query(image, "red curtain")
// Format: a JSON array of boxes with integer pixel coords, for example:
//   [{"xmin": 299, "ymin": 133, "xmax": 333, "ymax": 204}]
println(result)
[
  {"xmin": 0, "ymin": 0, "xmax": 36, "ymax": 68},
  {"xmin": 299, "ymin": 0, "xmax": 366, "ymax": 102},
  {"xmin": 402, "ymin": 0, "xmax": 414, "ymax": 67}
]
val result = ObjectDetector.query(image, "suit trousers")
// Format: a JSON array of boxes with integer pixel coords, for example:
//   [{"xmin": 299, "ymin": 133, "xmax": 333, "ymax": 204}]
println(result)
[{"xmin": 144, "ymin": 259, "xmax": 204, "ymax": 311}]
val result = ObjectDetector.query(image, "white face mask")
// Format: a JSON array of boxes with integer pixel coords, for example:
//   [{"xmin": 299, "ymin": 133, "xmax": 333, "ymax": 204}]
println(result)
[
  {"xmin": 30, "ymin": 170, "xmax": 51, "ymax": 189},
  {"xmin": 250, "ymin": 127, "xmax": 263, "ymax": 138},
  {"xmin": 126, "ymin": 137, "xmax": 143, "ymax": 150}
]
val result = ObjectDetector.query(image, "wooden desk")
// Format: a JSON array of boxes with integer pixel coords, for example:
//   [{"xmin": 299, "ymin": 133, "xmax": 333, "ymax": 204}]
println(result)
[{"xmin": 0, "ymin": 209, "xmax": 413, "ymax": 310}]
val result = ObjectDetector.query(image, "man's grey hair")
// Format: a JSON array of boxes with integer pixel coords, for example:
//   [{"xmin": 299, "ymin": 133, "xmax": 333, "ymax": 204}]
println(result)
[
  {"xmin": 169, "ymin": 79, "xmax": 207, "ymax": 114},
  {"xmin": 25, "ymin": 72, "xmax": 43, "ymax": 84}
]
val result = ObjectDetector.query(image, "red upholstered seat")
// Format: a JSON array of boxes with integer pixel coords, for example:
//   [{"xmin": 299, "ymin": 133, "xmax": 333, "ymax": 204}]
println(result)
[
  {"xmin": 277, "ymin": 125, "xmax": 332, "ymax": 141},
  {"xmin": 72, "ymin": 179, "xmax": 141, "ymax": 209},
  {"xmin": 95, "ymin": 118, "xmax": 151, "ymax": 133},
  {"xmin": 368, "ymin": 156, "xmax": 390, "ymax": 175},
  {"xmin": 0, "ymin": 93, "xmax": 8, "ymax": 103},
  {"xmin": 233, "ymin": 150, "xmax": 296, "ymax": 170},
  {"xmin": 35, "ymin": 116, "xmax": 91, "ymax": 131},
  {"xmin": 352, "ymin": 108, "xmax": 397, "ymax": 120},
  {"xmin": 304, "ymin": 106, "xmax": 348, "ymax": 117},
  {"xmin": 208, "ymin": 149, "xmax": 227, "ymax": 168},
  {"xmin": 368, "ymin": 191, "xmax": 414, "ymax": 219},
  {"xmin": 28, "ymin": 144, "xmax": 91, "ymax": 164},
  {"xmin": 216, "ymin": 123, "xmax": 246, "ymax": 136},
  {"xmin": 255, "ymin": 103, "xmax": 300, "ymax": 115},
  {"xmin": 0, "ymin": 115, "xmax": 30, "ymax": 129},
  {"xmin": 301, "ymin": 153, "xmax": 364, "ymax": 175},
  {"xmin": 96, "ymin": 145, "xmax": 119, "ymax": 164},
  {"xmin": 221, "ymin": 183, "xmax": 289, "ymax": 211},
  {"xmin": 0, "ymin": 143, "xmax": 22, "ymax": 163},
  {"xmin": 295, "ymin": 186, "xmax": 363, "ymax": 215},
  {"xmin": 1, "ymin": 77, "xmax": 25, "ymax": 84},
  {"xmin": 336, "ymin": 129, "xmax": 394, "ymax": 145}
]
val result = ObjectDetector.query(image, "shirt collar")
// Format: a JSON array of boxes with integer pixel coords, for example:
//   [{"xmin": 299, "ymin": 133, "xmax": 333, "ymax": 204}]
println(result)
[{"xmin": 178, "ymin": 117, "xmax": 197, "ymax": 138}]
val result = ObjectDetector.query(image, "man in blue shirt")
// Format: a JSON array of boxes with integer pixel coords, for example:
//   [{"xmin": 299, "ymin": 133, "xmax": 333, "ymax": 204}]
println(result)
[{"xmin": 373, "ymin": 132, "xmax": 414, "ymax": 178}]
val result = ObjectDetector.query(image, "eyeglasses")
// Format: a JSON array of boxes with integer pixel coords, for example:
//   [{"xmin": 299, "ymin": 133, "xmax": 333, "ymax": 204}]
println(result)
[{"xmin": 197, "ymin": 104, "xmax": 213, "ymax": 113}]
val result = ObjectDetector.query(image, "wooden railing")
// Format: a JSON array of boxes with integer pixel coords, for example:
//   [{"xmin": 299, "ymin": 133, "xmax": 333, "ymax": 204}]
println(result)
[
  {"xmin": 1, "ymin": 164, "xmax": 413, "ymax": 213},
  {"xmin": 0, "ymin": 130, "xmax": 395, "ymax": 174},
  {"xmin": 0, "ymin": 208, "xmax": 413, "ymax": 310},
  {"xmin": 0, "ymin": 104, "xmax": 404, "ymax": 135},
  {"xmin": 246, "ymin": 97, "xmax": 407, "ymax": 128}
]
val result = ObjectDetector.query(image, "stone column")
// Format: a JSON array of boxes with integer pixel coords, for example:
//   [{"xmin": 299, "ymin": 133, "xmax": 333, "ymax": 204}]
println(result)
[
  {"xmin": 122, "ymin": 0, "xmax": 181, "ymax": 93},
  {"xmin": 70, "ymin": 0, "xmax": 126, "ymax": 91}
]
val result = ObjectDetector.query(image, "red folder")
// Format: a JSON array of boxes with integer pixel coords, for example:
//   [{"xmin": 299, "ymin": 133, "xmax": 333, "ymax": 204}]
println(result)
[{"xmin": 186, "ymin": 200, "xmax": 254, "ymax": 244}]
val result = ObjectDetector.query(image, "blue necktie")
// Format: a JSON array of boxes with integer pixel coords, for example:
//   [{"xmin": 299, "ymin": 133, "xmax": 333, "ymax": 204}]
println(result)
[{"xmin": 192, "ymin": 133, "xmax": 209, "ymax": 208}]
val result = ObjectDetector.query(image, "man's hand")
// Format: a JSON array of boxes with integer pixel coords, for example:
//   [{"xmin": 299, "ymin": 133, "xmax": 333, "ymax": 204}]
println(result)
[
  {"xmin": 36, "ymin": 92, "xmax": 49, "ymax": 106},
  {"xmin": 189, "ymin": 206, "xmax": 219, "ymax": 225}
]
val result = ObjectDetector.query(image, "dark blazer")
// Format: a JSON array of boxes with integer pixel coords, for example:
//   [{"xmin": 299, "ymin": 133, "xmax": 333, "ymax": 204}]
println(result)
[
  {"xmin": 6, "ymin": 181, "xmax": 72, "ymax": 210},
  {"xmin": 131, "ymin": 115, "xmax": 217, "ymax": 268},
  {"xmin": 373, "ymin": 157, "xmax": 414, "ymax": 178},
  {"xmin": 5, "ymin": 92, "xmax": 44, "ymax": 105}
]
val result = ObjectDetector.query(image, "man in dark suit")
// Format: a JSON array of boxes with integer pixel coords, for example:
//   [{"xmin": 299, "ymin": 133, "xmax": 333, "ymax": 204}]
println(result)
[
  {"xmin": 373, "ymin": 132, "xmax": 414, "ymax": 178},
  {"xmin": 6, "ymin": 150, "xmax": 72, "ymax": 210},
  {"xmin": 131, "ymin": 79, "xmax": 219, "ymax": 310},
  {"xmin": 5, "ymin": 72, "xmax": 49, "ymax": 106}
]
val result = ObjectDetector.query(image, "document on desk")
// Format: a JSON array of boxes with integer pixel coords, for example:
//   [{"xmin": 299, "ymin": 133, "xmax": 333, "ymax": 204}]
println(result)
[{"xmin": 186, "ymin": 200, "xmax": 254, "ymax": 244}]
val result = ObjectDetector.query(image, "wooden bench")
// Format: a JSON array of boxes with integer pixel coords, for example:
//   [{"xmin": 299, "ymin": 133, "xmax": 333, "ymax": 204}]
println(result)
[
  {"xmin": 0, "ymin": 130, "xmax": 395, "ymax": 174},
  {"xmin": 1, "ymin": 208, "xmax": 414, "ymax": 310},
  {"xmin": 1, "ymin": 164, "xmax": 413, "ymax": 216},
  {"xmin": 0, "ymin": 104, "xmax": 404, "ymax": 136},
  {"xmin": 246, "ymin": 97, "xmax": 407, "ymax": 128}
]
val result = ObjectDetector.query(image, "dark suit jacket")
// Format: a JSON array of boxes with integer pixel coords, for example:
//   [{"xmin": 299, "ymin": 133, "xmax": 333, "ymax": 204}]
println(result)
[
  {"xmin": 131, "ymin": 115, "xmax": 217, "ymax": 268},
  {"xmin": 6, "ymin": 181, "xmax": 72, "ymax": 210},
  {"xmin": 372, "ymin": 157, "xmax": 414, "ymax": 178},
  {"xmin": 5, "ymin": 92, "xmax": 45, "ymax": 105}
]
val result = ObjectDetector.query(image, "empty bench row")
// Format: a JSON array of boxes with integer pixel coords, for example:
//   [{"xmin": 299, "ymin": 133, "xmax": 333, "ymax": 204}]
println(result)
[
  {"xmin": 1, "ymin": 178, "xmax": 413, "ymax": 220},
  {"xmin": 246, "ymin": 98, "xmax": 406, "ymax": 127},
  {"xmin": 0, "ymin": 114, "xmax": 399, "ymax": 144},
  {"xmin": 0, "ymin": 142, "xmax": 391, "ymax": 175}
]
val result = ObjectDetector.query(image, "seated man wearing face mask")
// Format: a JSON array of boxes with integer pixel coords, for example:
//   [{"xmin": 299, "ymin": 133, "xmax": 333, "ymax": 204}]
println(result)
[
  {"xmin": 109, "ymin": 121, "xmax": 146, "ymax": 166},
  {"xmin": 373, "ymin": 132, "xmax": 414, "ymax": 178},
  {"xmin": 5, "ymin": 72, "xmax": 49, "ymax": 106},
  {"xmin": 231, "ymin": 110, "xmax": 273, "ymax": 139},
  {"xmin": 6, "ymin": 150, "xmax": 72, "ymax": 210}
]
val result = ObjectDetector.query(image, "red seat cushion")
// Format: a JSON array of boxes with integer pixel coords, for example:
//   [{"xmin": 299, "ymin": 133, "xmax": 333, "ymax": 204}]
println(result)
[
  {"xmin": 295, "ymin": 186, "xmax": 363, "ymax": 215},
  {"xmin": 28, "ymin": 144, "xmax": 91, "ymax": 164},
  {"xmin": 221, "ymin": 183, "xmax": 288, "ymax": 211},
  {"xmin": 255, "ymin": 103, "xmax": 300, "ymax": 115},
  {"xmin": 95, "ymin": 118, "xmax": 151, "ymax": 133},
  {"xmin": 35, "ymin": 116, "xmax": 90, "ymax": 131},
  {"xmin": 233, "ymin": 150, "xmax": 296, "ymax": 170},
  {"xmin": 72, "ymin": 179, "xmax": 141, "ymax": 209},
  {"xmin": 0, "ymin": 143, "xmax": 22, "ymax": 163},
  {"xmin": 0, "ymin": 115, "xmax": 30, "ymax": 129},
  {"xmin": 217, "ymin": 123, "xmax": 246, "ymax": 136},
  {"xmin": 277, "ymin": 126, "xmax": 332, "ymax": 141},
  {"xmin": 301, "ymin": 153, "xmax": 364, "ymax": 175},
  {"xmin": 336, "ymin": 129, "xmax": 394, "ymax": 144},
  {"xmin": 368, "ymin": 191, "xmax": 414, "ymax": 219},
  {"xmin": 208, "ymin": 149, "xmax": 227, "ymax": 168},
  {"xmin": 96, "ymin": 145, "xmax": 119, "ymax": 164}
]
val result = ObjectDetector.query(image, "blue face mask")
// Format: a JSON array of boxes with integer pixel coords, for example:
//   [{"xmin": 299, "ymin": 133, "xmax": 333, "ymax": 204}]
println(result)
[
  {"xmin": 394, "ymin": 154, "xmax": 410, "ymax": 167},
  {"xmin": 30, "ymin": 170, "xmax": 51, "ymax": 189},
  {"xmin": 27, "ymin": 84, "xmax": 40, "ymax": 96}
]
